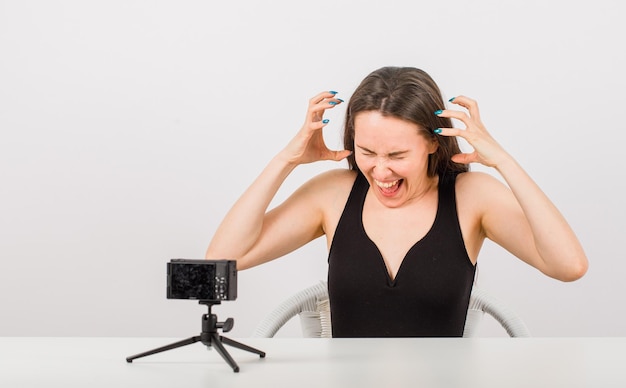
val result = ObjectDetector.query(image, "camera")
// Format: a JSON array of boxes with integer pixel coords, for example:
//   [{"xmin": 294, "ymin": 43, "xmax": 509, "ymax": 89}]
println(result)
[
  {"xmin": 126, "ymin": 258, "xmax": 262, "ymax": 372},
  {"xmin": 167, "ymin": 259, "xmax": 237, "ymax": 301}
]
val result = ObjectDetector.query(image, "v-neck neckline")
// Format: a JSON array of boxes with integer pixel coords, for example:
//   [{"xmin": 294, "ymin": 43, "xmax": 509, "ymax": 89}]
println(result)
[{"xmin": 358, "ymin": 176, "xmax": 442, "ymax": 286}]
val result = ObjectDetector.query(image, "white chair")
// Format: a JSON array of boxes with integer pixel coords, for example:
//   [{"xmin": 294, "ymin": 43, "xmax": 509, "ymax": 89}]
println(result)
[{"xmin": 252, "ymin": 281, "xmax": 531, "ymax": 338}]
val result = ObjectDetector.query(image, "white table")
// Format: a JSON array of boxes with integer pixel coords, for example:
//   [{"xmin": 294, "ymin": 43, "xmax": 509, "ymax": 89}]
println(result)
[{"xmin": 1, "ymin": 337, "xmax": 624, "ymax": 387}]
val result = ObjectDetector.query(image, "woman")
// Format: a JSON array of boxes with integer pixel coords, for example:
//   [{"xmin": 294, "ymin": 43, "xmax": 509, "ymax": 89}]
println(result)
[{"xmin": 205, "ymin": 66, "xmax": 588, "ymax": 337}]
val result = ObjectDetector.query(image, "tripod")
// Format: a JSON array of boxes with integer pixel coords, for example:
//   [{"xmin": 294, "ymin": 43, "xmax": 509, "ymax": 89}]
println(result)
[{"xmin": 126, "ymin": 301, "xmax": 265, "ymax": 372}]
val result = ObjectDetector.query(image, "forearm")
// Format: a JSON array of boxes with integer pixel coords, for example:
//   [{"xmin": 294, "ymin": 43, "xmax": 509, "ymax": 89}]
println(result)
[
  {"xmin": 205, "ymin": 154, "xmax": 297, "ymax": 261},
  {"xmin": 205, "ymin": 90, "xmax": 347, "ymax": 263},
  {"xmin": 436, "ymin": 95, "xmax": 587, "ymax": 280},
  {"xmin": 495, "ymin": 154, "xmax": 588, "ymax": 280}
]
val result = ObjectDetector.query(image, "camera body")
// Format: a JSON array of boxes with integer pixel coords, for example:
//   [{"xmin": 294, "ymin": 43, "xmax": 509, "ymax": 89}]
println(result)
[{"xmin": 167, "ymin": 259, "xmax": 237, "ymax": 301}]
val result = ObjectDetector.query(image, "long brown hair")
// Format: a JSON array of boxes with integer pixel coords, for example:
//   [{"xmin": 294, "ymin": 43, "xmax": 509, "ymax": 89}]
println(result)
[{"xmin": 343, "ymin": 67, "xmax": 469, "ymax": 177}]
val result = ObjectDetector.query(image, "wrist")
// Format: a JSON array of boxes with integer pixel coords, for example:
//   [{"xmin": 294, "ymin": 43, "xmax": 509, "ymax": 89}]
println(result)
[
  {"xmin": 270, "ymin": 152, "xmax": 299, "ymax": 175},
  {"xmin": 493, "ymin": 152, "xmax": 520, "ymax": 175}
]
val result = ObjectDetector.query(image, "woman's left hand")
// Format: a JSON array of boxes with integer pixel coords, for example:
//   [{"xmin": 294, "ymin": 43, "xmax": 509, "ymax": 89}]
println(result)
[{"xmin": 435, "ymin": 96, "xmax": 508, "ymax": 168}]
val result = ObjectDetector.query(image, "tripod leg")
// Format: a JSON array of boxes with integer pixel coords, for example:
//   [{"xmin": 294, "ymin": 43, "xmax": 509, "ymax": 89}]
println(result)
[
  {"xmin": 210, "ymin": 333, "xmax": 241, "ymax": 373},
  {"xmin": 220, "ymin": 336, "xmax": 266, "ymax": 358},
  {"xmin": 126, "ymin": 336, "xmax": 201, "ymax": 362}
]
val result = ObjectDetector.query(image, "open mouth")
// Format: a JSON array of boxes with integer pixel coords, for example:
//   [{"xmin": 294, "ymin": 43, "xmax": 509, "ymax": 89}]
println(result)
[{"xmin": 374, "ymin": 179, "xmax": 403, "ymax": 196}]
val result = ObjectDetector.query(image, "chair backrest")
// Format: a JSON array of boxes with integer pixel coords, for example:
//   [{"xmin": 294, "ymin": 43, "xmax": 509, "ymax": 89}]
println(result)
[{"xmin": 252, "ymin": 281, "xmax": 531, "ymax": 338}]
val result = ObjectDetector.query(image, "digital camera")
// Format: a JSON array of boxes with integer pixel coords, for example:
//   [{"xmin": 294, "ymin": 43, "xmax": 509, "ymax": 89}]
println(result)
[{"xmin": 166, "ymin": 259, "xmax": 237, "ymax": 301}]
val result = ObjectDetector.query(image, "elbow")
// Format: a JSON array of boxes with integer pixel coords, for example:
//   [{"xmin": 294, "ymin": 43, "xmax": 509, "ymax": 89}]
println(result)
[
  {"xmin": 554, "ymin": 255, "xmax": 589, "ymax": 282},
  {"xmin": 566, "ymin": 261, "xmax": 589, "ymax": 282}
]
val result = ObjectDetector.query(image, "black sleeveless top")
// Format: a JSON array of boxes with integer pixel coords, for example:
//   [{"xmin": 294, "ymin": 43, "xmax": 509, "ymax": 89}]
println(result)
[{"xmin": 327, "ymin": 172, "xmax": 476, "ymax": 337}]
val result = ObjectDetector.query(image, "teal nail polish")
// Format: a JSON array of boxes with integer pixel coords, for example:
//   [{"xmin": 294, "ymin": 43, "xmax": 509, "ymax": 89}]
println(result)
[
  {"xmin": 329, "ymin": 101, "xmax": 337, "ymax": 105},
  {"xmin": 322, "ymin": 119, "xmax": 330, "ymax": 124},
  {"xmin": 434, "ymin": 109, "xmax": 443, "ymax": 115},
  {"xmin": 434, "ymin": 128, "xmax": 442, "ymax": 134},
  {"xmin": 330, "ymin": 90, "xmax": 338, "ymax": 94},
  {"xmin": 448, "ymin": 97, "xmax": 456, "ymax": 102},
  {"xmin": 337, "ymin": 98, "xmax": 344, "ymax": 103}
]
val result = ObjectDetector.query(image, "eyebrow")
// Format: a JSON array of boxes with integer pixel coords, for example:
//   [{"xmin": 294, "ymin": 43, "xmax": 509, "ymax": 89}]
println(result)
[{"xmin": 356, "ymin": 145, "xmax": 409, "ymax": 157}]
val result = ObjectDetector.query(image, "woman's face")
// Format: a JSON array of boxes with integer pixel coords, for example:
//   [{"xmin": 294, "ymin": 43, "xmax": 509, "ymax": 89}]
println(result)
[{"xmin": 354, "ymin": 110, "xmax": 438, "ymax": 208}]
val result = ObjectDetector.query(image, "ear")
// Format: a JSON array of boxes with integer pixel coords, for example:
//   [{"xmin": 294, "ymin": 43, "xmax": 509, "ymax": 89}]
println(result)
[{"xmin": 427, "ymin": 136, "xmax": 439, "ymax": 155}]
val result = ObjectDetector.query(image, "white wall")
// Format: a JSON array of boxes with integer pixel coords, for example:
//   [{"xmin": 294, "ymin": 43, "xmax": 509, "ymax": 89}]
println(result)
[{"xmin": 1, "ymin": 0, "xmax": 624, "ymax": 338}]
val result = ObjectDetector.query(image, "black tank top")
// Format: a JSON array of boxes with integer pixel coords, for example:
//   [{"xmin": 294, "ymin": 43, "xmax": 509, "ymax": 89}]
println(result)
[{"xmin": 327, "ymin": 172, "xmax": 476, "ymax": 337}]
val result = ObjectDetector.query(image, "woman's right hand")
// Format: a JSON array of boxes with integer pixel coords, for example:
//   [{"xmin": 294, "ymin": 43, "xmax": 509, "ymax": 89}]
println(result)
[{"xmin": 279, "ymin": 91, "xmax": 352, "ymax": 165}]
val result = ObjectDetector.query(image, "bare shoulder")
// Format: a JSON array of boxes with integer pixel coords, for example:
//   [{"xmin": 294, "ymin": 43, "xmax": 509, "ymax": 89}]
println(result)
[
  {"xmin": 298, "ymin": 168, "xmax": 357, "ymax": 195},
  {"xmin": 455, "ymin": 171, "xmax": 514, "ymax": 218},
  {"xmin": 455, "ymin": 171, "xmax": 509, "ymax": 197},
  {"xmin": 298, "ymin": 168, "xmax": 357, "ymax": 228},
  {"xmin": 285, "ymin": 168, "xmax": 357, "ymax": 207}
]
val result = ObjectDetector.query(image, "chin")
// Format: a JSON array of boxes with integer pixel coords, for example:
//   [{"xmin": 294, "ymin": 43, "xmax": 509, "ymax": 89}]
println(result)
[{"xmin": 373, "ymin": 190, "xmax": 406, "ymax": 209}]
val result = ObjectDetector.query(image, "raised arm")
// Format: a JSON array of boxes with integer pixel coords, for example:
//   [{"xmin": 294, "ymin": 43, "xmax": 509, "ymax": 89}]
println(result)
[
  {"xmin": 435, "ymin": 96, "xmax": 588, "ymax": 281},
  {"xmin": 205, "ymin": 91, "xmax": 351, "ymax": 269}
]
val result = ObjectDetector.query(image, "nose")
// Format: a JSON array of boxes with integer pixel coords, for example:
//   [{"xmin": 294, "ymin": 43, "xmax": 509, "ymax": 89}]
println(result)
[{"xmin": 374, "ymin": 157, "xmax": 391, "ymax": 174}]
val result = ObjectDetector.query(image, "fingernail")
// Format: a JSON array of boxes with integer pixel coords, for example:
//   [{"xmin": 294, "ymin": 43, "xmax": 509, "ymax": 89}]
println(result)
[
  {"xmin": 322, "ymin": 119, "xmax": 330, "ymax": 124},
  {"xmin": 337, "ymin": 98, "xmax": 344, "ymax": 103},
  {"xmin": 448, "ymin": 97, "xmax": 456, "ymax": 102},
  {"xmin": 434, "ymin": 109, "xmax": 443, "ymax": 115},
  {"xmin": 330, "ymin": 90, "xmax": 338, "ymax": 94},
  {"xmin": 434, "ymin": 128, "xmax": 442, "ymax": 134},
  {"xmin": 329, "ymin": 101, "xmax": 338, "ymax": 105}
]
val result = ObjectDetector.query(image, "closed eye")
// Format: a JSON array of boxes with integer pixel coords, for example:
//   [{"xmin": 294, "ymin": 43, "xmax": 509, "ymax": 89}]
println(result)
[
  {"xmin": 357, "ymin": 146, "xmax": 376, "ymax": 156},
  {"xmin": 388, "ymin": 151, "xmax": 408, "ymax": 160},
  {"xmin": 356, "ymin": 145, "xmax": 409, "ymax": 159}
]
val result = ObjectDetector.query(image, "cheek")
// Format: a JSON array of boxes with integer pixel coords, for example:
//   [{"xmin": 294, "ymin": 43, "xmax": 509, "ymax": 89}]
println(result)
[
  {"xmin": 389, "ymin": 161, "xmax": 414, "ymax": 175},
  {"xmin": 354, "ymin": 154, "xmax": 372, "ymax": 170}
]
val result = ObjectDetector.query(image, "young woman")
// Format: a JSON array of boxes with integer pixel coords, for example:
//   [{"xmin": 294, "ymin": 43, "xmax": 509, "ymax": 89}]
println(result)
[{"xmin": 205, "ymin": 66, "xmax": 588, "ymax": 337}]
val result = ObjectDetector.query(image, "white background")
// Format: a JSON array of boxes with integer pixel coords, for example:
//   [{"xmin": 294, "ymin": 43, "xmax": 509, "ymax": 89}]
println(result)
[{"xmin": 1, "ymin": 0, "xmax": 624, "ymax": 338}]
